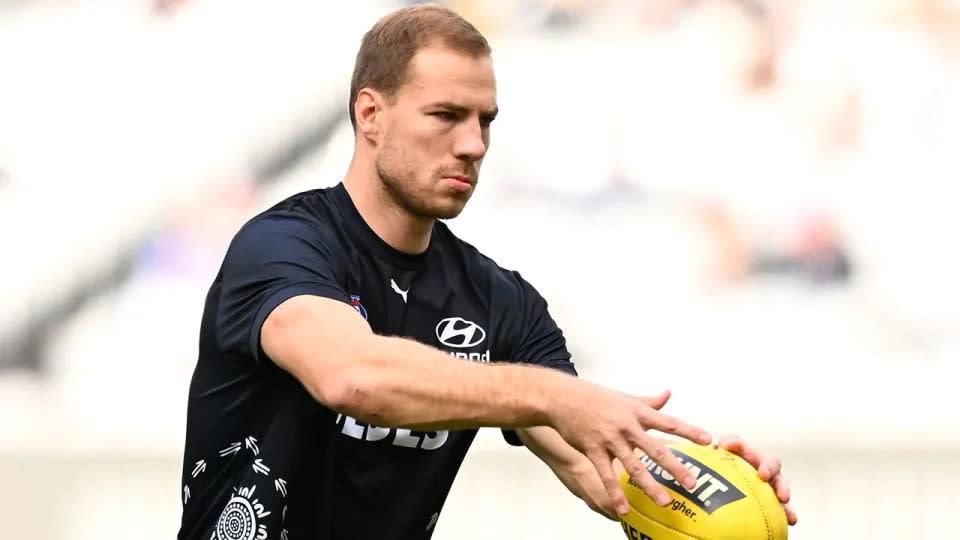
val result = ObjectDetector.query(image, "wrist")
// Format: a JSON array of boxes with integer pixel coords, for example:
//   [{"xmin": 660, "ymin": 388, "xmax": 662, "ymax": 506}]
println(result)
[{"xmin": 533, "ymin": 367, "xmax": 577, "ymax": 428}]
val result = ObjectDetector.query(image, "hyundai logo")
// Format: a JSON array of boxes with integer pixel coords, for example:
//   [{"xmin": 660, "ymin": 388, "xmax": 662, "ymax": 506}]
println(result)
[{"xmin": 435, "ymin": 317, "xmax": 486, "ymax": 348}]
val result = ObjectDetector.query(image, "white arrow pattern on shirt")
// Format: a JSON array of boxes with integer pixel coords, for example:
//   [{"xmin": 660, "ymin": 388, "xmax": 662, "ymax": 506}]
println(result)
[
  {"xmin": 219, "ymin": 442, "xmax": 241, "ymax": 457},
  {"xmin": 245, "ymin": 436, "xmax": 260, "ymax": 456},
  {"xmin": 252, "ymin": 458, "xmax": 271, "ymax": 475}
]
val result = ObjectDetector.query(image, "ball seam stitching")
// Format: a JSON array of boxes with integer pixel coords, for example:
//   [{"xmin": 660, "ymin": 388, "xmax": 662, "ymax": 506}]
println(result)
[
  {"xmin": 730, "ymin": 455, "xmax": 774, "ymax": 540},
  {"xmin": 634, "ymin": 507, "xmax": 702, "ymax": 540}
]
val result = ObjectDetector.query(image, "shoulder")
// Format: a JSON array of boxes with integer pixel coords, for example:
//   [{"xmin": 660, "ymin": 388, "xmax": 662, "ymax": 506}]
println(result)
[
  {"xmin": 234, "ymin": 189, "xmax": 342, "ymax": 245},
  {"xmin": 248, "ymin": 187, "xmax": 339, "ymax": 228},
  {"xmin": 433, "ymin": 222, "xmax": 538, "ymax": 301},
  {"xmin": 224, "ymin": 188, "xmax": 348, "ymax": 270}
]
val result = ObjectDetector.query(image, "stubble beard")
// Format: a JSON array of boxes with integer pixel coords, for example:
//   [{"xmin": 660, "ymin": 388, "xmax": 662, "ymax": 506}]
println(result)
[{"xmin": 375, "ymin": 137, "xmax": 470, "ymax": 221}]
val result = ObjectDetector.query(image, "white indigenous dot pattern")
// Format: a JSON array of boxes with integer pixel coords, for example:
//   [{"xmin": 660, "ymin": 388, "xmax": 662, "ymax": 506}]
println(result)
[
  {"xmin": 216, "ymin": 495, "xmax": 257, "ymax": 540},
  {"xmin": 184, "ymin": 435, "xmax": 289, "ymax": 540}
]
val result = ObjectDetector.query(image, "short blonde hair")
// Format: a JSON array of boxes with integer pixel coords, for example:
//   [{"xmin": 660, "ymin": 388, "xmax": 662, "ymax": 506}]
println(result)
[{"xmin": 348, "ymin": 4, "xmax": 491, "ymax": 130}]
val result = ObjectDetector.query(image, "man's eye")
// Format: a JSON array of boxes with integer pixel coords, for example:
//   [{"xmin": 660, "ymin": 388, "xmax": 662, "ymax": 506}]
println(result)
[{"xmin": 431, "ymin": 111, "xmax": 457, "ymax": 121}]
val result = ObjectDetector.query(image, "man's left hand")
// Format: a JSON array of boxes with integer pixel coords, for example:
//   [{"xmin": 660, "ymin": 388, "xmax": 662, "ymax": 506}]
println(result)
[{"xmin": 717, "ymin": 434, "xmax": 798, "ymax": 526}]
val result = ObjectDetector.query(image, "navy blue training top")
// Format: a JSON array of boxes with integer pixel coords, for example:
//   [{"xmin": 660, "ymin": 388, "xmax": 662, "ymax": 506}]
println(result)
[{"xmin": 177, "ymin": 183, "xmax": 576, "ymax": 540}]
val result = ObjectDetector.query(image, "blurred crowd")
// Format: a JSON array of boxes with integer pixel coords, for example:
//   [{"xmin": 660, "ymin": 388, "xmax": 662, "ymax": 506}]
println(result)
[
  {"xmin": 2, "ymin": 0, "xmax": 959, "ymax": 371},
  {"xmin": 1, "ymin": 3, "xmax": 958, "ymax": 539},
  {"xmin": 120, "ymin": 0, "xmax": 960, "ymax": 291}
]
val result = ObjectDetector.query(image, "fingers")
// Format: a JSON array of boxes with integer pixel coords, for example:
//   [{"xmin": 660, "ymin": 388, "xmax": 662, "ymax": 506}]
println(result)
[
  {"xmin": 627, "ymin": 460, "xmax": 673, "ymax": 507},
  {"xmin": 637, "ymin": 389, "xmax": 671, "ymax": 411},
  {"xmin": 612, "ymin": 456, "xmax": 626, "ymax": 478},
  {"xmin": 717, "ymin": 433, "xmax": 743, "ymax": 453},
  {"xmin": 783, "ymin": 502, "xmax": 798, "ymax": 526},
  {"xmin": 758, "ymin": 453, "xmax": 782, "ymax": 482},
  {"xmin": 615, "ymin": 441, "xmax": 674, "ymax": 507},
  {"xmin": 591, "ymin": 503, "xmax": 619, "ymax": 522},
  {"xmin": 587, "ymin": 448, "xmax": 630, "ymax": 515},
  {"xmin": 589, "ymin": 482, "xmax": 621, "ymax": 521},
  {"xmin": 599, "ymin": 510, "xmax": 618, "ymax": 522},
  {"xmin": 771, "ymin": 472, "xmax": 791, "ymax": 503},
  {"xmin": 596, "ymin": 458, "xmax": 633, "ymax": 520},
  {"xmin": 719, "ymin": 435, "xmax": 780, "ymax": 481},
  {"xmin": 719, "ymin": 434, "xmax": 793, "ymax": 521},
  {"xmin": 632, "ymin": 431, "xmax": 699, "ymax": 496},
  {"xmin": 643, "ymin": 409, "xmax": 712, "ymax": 446}
]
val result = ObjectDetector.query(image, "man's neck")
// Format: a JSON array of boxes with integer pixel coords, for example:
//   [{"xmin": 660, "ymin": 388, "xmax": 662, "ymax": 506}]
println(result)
[{"xmin": 342, "ymin": 158, "xmax": 434, "ymax": 255}]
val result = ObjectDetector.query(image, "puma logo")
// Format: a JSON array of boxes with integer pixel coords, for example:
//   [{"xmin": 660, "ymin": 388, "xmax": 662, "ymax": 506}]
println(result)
[{"xmin": 390, "ymin": 278, "xmax": 409, "ymax": 303}]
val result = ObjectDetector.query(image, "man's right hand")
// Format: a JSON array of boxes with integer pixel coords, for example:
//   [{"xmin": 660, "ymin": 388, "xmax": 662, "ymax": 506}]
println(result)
[{"xmin": 547, "ymin": 384, "xmax": 712, "ymax": 516}]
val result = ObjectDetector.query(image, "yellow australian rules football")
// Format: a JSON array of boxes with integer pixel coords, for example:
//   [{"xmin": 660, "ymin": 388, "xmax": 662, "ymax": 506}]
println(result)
[{"xmin": 618, "ymin": 442, "xmax": 788, "ymax": 540}]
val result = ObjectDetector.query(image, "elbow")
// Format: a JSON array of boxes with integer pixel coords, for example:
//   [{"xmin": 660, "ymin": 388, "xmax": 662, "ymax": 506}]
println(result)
[
  {"xmin": 317, "ymin": 365, "xmax": 369, "ymax": 415},
  {"xmin": 308, "ymin": 346, "xmax": 385, "ymax": 423},
  {"xmin": 261, "ymin": 295, "xmax": 387, "ymax": 418}
]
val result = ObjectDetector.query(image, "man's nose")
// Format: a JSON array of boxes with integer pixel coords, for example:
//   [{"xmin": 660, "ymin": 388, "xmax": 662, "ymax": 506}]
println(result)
[{"xmin": 452, "ymin": 121, "xmax": 487, "ymax": 162}]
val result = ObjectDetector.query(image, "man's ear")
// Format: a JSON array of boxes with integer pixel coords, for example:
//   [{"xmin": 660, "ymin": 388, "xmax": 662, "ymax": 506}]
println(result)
[{"xmin": 355, "ymin": 88, "xmax": 382, "ymax": 141}]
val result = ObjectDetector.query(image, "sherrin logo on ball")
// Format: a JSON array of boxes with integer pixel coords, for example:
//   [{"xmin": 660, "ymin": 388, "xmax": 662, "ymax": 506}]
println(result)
[{"xmin": 618, "ymin": 442, "xmax": 788, "ymax": 540}]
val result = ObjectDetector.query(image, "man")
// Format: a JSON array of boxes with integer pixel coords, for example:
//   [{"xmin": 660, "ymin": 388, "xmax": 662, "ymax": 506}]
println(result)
[{"xmin": 178, "ymin": 5, "xmax": 796, "ymax": 539}]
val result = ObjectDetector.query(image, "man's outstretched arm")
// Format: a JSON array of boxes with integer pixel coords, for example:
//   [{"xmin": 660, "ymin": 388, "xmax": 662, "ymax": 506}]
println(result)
[
  {"xmin": 263, "ymin": 294, "xmax": 569, "ymax": 430},
  {"xmin": 261, "ymin": 294, "xmax": 711, "ymax": 515}
]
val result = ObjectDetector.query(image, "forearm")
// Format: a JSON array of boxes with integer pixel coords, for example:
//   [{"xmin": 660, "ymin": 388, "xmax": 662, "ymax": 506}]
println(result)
[
  {"xmin": 327, "ymin": 334, "xmax": 573, "ymax": 430},
  {"xmin": 265, "ymin": 296, "xmax": 578, "ymax": 431},
  {"xmin": 518, "ymin": 426, "xmax": 617, "ymax": 519}
]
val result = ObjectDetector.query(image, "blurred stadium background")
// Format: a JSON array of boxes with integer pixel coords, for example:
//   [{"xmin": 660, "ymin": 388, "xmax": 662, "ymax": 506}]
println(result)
[{"xmin": 2, "ymin": 0, "xmax": 959, "ymax": 538}]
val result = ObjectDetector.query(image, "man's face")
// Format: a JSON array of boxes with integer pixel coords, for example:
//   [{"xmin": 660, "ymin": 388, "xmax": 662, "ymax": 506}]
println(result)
[{"xmin": 374, "ymin": 45, "xmax": 497, "ymax": 220}]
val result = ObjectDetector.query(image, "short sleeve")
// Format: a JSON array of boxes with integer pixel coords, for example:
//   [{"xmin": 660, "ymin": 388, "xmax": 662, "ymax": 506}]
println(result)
[
  {"xmin": 215, "ymin": 213, "xmax": 350, "ymax": 366},
  {"xmin": 502, "ymin": 273, "xmax": 576, "ymax": 446},
  {"xmin": 509, "ymin": 272, "xmax": 576, "ymax": 375}
]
